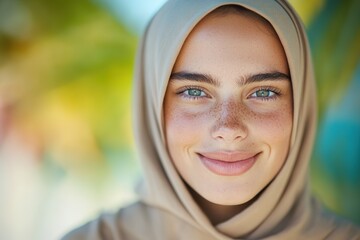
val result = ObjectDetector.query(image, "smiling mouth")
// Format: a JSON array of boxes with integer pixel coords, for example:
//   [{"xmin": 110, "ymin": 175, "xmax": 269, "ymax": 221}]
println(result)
[{"xmin": 197, "ymin": 151, "xmax": 259, "ymax": 176}]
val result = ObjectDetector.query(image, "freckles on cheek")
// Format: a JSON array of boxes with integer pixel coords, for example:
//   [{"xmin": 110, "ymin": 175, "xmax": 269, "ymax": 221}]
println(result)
[
  {"xmin": 252, "ymin": 107, "xmax": 293, "ymax": 139},
  {"xmin": 166, "ymin": 107, "xmax": 207, "ymax": 143}
]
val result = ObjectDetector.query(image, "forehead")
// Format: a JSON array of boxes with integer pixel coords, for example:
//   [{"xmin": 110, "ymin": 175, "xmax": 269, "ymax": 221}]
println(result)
[
  {"xmin": 172, "ymin": 9, "xmax": 289, "ymax": 78},
  {"xmin": 207, "ymin": 5, "xmax": 278, "ymax": 39}
]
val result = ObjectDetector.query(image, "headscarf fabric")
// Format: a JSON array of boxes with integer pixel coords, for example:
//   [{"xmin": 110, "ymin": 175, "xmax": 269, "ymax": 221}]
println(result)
[
  {"xmin": 63, "ymin": 0, "xmax": 360, "ymax": 239},
  {"xmin": 132, "ymin": 0, "xmax": 359, "ymax": 239}
]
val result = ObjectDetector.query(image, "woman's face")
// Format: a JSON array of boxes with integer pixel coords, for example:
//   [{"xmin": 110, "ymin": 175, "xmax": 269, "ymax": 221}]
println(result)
[{"xmin": 164, "ymin": 12, "xmax": 293, "ymax": 205}]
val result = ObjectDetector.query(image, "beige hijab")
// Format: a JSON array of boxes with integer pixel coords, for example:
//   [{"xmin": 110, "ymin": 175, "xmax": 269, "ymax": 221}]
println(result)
[
  {"xmin": 131, "ymin": 0, "xmax": 359, "ymax": 239},
  {"xmin": 63, "ymin": 0, "xmax": 359, "ymax": 239}
]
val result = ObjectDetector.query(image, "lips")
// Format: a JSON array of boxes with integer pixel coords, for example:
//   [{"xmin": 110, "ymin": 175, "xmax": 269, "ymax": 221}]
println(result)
[{"xmin": 197, "ymin": 151, "xmax": 258, "ymax": 176}]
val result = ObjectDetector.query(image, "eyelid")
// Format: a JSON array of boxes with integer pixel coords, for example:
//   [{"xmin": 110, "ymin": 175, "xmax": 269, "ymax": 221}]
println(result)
[
  {"xmin": 247, "ymin": 86, "xmax": 281, "ymax": 100},
  {"xmin": 176, "ymin": 85, "xmax": 210, "ymax": 99}
]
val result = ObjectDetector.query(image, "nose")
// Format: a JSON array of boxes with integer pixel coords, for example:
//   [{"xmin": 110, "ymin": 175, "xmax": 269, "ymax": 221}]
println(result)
[{"xmin": 210, "ymin": 100, "xmax": 248, "ymax": 143}]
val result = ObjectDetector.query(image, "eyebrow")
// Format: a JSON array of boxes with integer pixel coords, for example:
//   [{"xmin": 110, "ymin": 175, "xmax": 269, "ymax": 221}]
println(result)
[
  {"xmin": 245, "ymin": 72, "xmax": 290, "ymax": 84},
  {"xmin": 170, "ymin": 71, "xmax": 220, "ymax": 86},
  {"xmin": 170, "ymin": 71, "xmax": 290, "ymax": 86}
]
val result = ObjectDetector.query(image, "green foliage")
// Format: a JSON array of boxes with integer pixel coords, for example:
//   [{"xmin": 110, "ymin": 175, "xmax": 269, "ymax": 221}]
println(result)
[
  {"xmin": 308, "ymin": 0, "xmax": 360, "ymax": 117},
  {"xmin": 0, "ymin": 0, "xmax": 137, "ymax": 152}
]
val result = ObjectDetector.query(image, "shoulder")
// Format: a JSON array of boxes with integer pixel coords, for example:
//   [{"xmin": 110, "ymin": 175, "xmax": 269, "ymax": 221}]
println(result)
[
  {"xmin": 61, "ymin": 201, "xmax": 211, "ymax": 240},
  {"xmin": 61, "ymin": 201, "xmax": 147, "ymax": 240},
  {"xmin": 323, "ymin": 212, "xmax": 360, "ymax": 239},
  {"xmin": 316, "ymin": 202, "xmax": 360, "ymax": 239}
]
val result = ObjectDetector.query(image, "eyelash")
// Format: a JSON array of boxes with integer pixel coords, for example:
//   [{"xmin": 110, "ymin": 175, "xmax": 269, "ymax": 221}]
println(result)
[
  {"xmin": 176, "ymin": 86, "xmax": 282, "ymax": 101},
  {"xmin": 176, "ymin": 86, "xmax": 208, "ymax": 100},
  {"xmin": 249, "ymin": 87, "xmax": 282, "ymax": 101}
]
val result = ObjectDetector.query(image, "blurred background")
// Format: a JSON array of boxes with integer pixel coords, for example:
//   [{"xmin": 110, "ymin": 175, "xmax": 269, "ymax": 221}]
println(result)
[{"xmin": 0, "ymin": 0, "xmax": 359, "ymax": 239}]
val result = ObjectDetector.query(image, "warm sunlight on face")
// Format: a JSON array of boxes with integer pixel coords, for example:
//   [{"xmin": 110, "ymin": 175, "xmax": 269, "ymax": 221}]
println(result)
[{"xmin": 164, "ymin": 12, "xmax": 293, "ymax": 206}]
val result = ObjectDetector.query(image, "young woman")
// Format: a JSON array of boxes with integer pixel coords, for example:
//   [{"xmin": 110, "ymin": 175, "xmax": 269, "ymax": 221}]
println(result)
[{"xmin": 63, "ymin": 0, "xmax": 360, "ymax": 239}]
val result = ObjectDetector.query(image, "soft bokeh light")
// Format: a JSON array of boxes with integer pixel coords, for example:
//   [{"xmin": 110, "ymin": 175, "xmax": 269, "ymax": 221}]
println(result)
[{"xmin": 0, "ymin": 0, "xmax": 359, "ymax": 239}]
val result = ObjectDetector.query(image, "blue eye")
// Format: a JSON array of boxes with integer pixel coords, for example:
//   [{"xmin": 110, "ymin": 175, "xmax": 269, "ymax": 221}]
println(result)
[
  {"xmin": 254, "ymin": 89, "xmax": 274, "ymax": 97},
  {"xmin": 187, "ymin": 89, "xmax": 204, "ymax": 96},
  {"xmin": 182, "ymin": 88, "xmax": 207, "ymax": 98},
  {"xmin": 250, "ymin": 88, "xmax": 279, "ymax": 99}
]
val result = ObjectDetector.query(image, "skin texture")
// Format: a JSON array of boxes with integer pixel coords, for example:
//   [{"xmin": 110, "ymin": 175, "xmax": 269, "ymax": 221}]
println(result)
[{"xmin": 163, "ymin": 11, "xmax": 293, "ymax": 224}]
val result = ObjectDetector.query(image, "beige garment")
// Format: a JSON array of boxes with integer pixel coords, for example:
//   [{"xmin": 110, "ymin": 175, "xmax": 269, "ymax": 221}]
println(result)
[{"xmin": 62, "ymin": 0, "xmax": 360, "ymax": 239}]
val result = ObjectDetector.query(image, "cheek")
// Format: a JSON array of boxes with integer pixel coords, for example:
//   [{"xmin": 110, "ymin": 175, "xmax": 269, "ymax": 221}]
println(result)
[
  {"xmin": 251, "ymin": 103, "xmax": 293, "ymax": 150},
  {"xmin": 164, "ymin": 105, "xmax": 209, "ymax": 150}
]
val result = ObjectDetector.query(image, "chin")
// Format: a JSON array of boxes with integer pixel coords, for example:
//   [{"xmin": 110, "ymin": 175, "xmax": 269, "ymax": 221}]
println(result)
[{"xmin": 193, "ymin": 182, "xmax": 260, "ymax": 206}]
